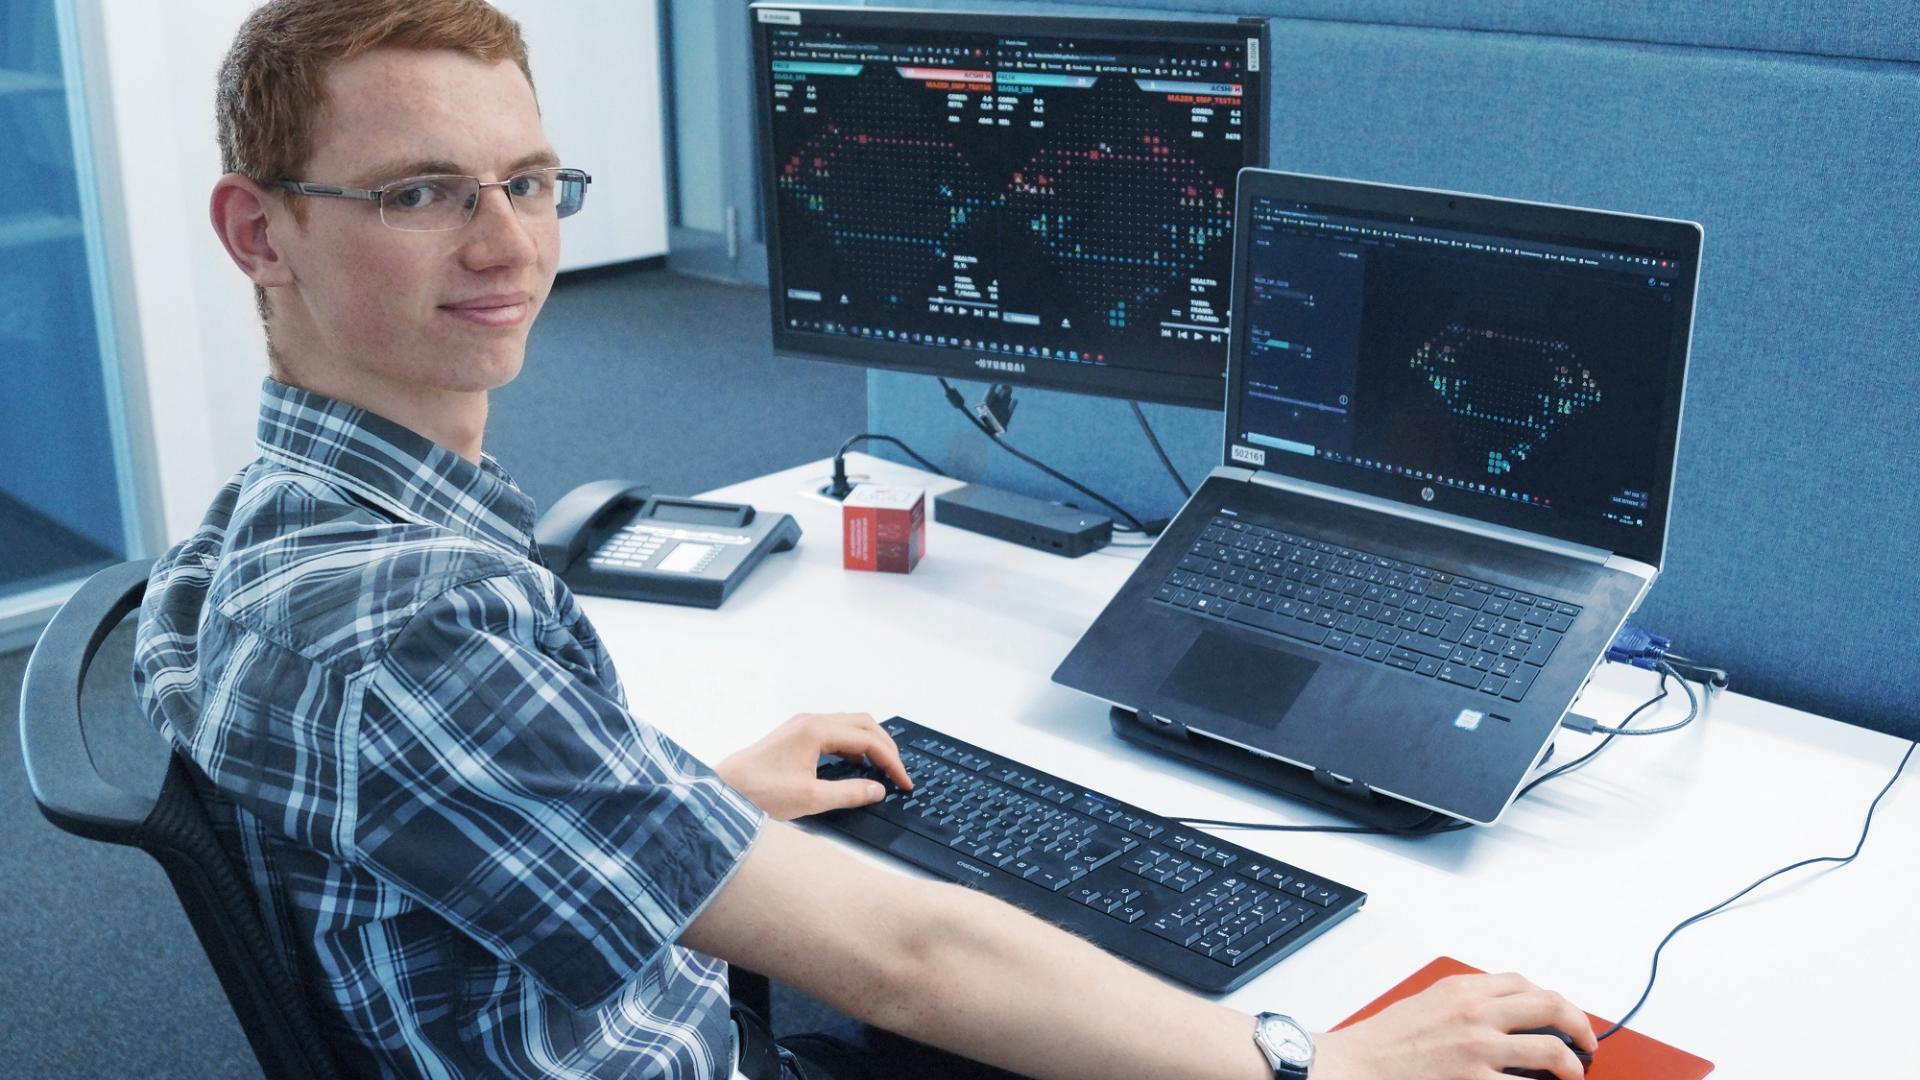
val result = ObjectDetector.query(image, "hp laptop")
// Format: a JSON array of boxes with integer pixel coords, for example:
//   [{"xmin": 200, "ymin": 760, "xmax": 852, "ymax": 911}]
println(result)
[{"xmin": 1054, "ymin": 170, "xmax": 1701, "ymax": 827}]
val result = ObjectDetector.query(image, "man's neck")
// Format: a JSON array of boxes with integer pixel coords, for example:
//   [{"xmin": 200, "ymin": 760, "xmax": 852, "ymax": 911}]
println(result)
[{"xmin": 270, "ymin": 359, "xmax": 488, "ymax": 464}]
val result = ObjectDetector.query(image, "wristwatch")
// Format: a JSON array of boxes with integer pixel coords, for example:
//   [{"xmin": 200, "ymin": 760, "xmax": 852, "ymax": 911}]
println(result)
[{"xmin": 1252, "ymin": 1012, "xmax": 1314, "ymax": 1079}]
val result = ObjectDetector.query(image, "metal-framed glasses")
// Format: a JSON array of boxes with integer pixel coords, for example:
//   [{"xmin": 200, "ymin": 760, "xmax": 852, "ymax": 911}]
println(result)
[{"xmin": 275, "ymin": 167, "xmax": 592, "ymax": 232}]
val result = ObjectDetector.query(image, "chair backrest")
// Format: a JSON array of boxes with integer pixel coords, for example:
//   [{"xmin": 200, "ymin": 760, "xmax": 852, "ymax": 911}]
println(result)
[{"xmin": 19, "ymin": 559, "xmax": 342, "ymax": 1080}]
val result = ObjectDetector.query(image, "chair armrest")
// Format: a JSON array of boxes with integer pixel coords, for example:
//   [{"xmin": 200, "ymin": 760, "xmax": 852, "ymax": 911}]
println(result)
[{"xmin": 19, "ymin": 559, "xmax": 161, "ymax": 840}]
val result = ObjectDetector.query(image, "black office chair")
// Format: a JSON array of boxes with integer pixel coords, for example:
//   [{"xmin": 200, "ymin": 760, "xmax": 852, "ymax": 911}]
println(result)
[{"xmin": 19, "ymin": 559, "xmax": 341, "ymax": 1080}]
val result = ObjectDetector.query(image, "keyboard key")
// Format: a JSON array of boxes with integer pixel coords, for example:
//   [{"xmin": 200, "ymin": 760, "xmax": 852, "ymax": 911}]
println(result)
[
  {"xmin": 1148, "ymin": 918, "xmax": 1203, "ymax": 948},
  {"xmin": 1525, "ymin": 630, "xmax": 1561, "ymax": 666},
  {"xmin": 1398, "ymin": 631, "xmax": 1452, "ymax": 659},
  {"xmin": 1501, "ymin": 666, "xmax": 1539, "ymax": 701},
  {"xmin": 1218, "ymin": 939, "xmax": 1266, "ymax": 967}
]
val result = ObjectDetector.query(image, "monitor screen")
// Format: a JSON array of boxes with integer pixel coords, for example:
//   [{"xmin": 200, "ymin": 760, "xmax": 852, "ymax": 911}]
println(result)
[
  {"xmin": 752, "ymin": 5, "xmax": 1270, "ymax": 407},
  {"xmin": 1226, "ymin": 177, "xmax": 1698, "ymax": 565}
]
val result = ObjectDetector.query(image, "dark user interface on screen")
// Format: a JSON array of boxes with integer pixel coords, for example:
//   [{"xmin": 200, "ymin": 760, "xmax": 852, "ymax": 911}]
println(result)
[
  {"xmin": 1236, "ymin": 198, "xmax": 1687, "ymax": 533},
  {"xmin": 762, "ymin": 17, "xmax": 1263, "ymax": 391}
]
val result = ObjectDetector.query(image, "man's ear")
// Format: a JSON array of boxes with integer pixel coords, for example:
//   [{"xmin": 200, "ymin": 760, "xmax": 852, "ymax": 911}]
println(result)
[{"xmin": 210, "ymin": 173, "xmax": 295, "ymax": 288}]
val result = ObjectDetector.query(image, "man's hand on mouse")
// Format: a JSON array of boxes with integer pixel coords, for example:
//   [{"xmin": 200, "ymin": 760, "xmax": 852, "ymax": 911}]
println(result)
[
  {"xmin": 1311, "ymin": 971, "xmax": 1596, "ymax": 1080},
  {"xmin": 717, "ymin": 712, "xmax": 912, "ymax": 820}
]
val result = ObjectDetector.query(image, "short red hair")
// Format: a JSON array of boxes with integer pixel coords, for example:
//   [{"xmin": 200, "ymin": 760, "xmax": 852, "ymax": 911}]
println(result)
[{"xmin": 216, "ymin": 0, "xmax": 535, "ymax": 186}]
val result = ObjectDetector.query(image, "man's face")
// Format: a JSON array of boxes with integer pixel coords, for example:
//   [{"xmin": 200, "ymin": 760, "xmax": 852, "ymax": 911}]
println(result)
[{"xmin": 273, "ymin": 47, "xmax": 558, "ymax": 397}]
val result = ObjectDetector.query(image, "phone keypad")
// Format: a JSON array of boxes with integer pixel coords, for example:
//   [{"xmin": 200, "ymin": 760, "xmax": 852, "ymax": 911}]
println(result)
[{"xmin": 588, "ymin": 524, "xmax": 667, "ymax": 569}]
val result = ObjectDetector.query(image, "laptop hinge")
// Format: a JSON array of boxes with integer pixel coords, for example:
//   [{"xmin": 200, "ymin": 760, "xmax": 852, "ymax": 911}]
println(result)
[{"xmin": 1247, "ymin": 470, "xmax": 1616, "ymax": 566}]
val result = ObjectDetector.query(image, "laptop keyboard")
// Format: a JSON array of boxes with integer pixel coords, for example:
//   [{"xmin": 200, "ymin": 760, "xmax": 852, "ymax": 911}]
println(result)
[
  {"xmin": 814, "ymin": 717, "xmax": 1365, "ymax": 993},
  {"xmin": 1154, "ymin": 515, "xmax": 1583, "ymax": 703}
]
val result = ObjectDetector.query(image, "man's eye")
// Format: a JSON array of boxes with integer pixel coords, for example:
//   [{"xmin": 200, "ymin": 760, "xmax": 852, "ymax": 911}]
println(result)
[
  {"xmin": 387, "ymin": 182, "xmax": 443, "ymax": 210},
  {"xmin": 506, "ymin": 173, "xmax": 548, "ymax": 199}
]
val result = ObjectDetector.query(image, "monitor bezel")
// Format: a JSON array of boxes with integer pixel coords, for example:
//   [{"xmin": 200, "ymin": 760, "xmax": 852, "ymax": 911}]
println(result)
[
  {"xmin": 1222, "ymin": 168, "xmax": 1701, "ymax": 568},
  {"xmin": 751, "ymin": 3, "xmax": 1271, "ymax": 410}
]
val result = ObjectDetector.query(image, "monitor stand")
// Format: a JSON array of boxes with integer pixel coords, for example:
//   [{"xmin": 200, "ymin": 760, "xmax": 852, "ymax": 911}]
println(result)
[{"xmin": 1107, "ymin": 706, "xmax": 1464, "ymax": 835}]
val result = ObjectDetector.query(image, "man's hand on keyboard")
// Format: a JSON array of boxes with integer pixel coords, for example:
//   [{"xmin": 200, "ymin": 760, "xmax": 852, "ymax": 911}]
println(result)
[
  {"xmin": 1311, "ymin": 971, "xmax": 1597, "ymax": 1080},
  {"xmin": 717, "ymin": 712, "xmax": 914, "ymax": 820}
]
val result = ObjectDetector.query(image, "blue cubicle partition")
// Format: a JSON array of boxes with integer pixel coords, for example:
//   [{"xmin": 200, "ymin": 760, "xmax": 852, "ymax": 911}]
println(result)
[{"xmin": 862, "ymin": 2, "xmax": 1920, "ymax": 739}]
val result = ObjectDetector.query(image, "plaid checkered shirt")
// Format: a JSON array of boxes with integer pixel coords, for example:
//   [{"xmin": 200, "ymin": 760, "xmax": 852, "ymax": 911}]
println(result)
[{"xmin": 134, "ymin": 378, "xmax": 765, "ymax": 1078}]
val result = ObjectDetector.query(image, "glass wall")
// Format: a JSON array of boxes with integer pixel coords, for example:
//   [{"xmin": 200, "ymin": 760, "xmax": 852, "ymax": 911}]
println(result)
[{"xmin": 1, "ymin": 0, "xmax": 134, "ymax": 612}]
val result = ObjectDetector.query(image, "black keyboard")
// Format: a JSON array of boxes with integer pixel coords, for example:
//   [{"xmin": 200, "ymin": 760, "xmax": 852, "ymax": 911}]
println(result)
[
  {"xmin": 813, "ymin": 717, "xmax": 1365, "ymax": 993},
  {"xmin": 1156, "ymin": 514, "xmax": 1585, "ymax": 704}
]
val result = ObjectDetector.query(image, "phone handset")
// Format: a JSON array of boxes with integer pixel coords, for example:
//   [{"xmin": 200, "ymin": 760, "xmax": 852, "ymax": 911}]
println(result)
[{"xmin": 533, "ymin": 479, "xmax": 651, "ymax": 573}]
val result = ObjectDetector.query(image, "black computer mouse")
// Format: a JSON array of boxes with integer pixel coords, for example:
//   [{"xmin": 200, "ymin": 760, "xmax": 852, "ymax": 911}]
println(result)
[{"xmin": 1502, "ymin": 1026, "xmax": 1593, "ymax": 1078}]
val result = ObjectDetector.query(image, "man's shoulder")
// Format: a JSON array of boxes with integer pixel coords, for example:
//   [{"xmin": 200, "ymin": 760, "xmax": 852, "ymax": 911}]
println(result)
[{"xmin": 160, "ymin": 463, "xmax": 555, "ymax": 675}]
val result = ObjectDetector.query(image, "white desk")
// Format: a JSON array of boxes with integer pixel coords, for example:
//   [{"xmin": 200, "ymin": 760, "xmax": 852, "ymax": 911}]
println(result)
[{"xmin": 582, "ymin": 453, "xmax": 1917, "ymax": 1078}]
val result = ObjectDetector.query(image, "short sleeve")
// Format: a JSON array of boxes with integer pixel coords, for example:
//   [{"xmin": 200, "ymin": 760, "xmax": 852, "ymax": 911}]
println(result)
[{"xmin": 353, "ymin": 575, "xmax": 764, "ymax": 1011}]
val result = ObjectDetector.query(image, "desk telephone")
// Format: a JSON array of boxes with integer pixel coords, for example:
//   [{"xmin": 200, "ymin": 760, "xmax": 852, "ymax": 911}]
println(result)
[{"xmin": 534, "ymin": 479, "xmax": 801, "ymax": 609}]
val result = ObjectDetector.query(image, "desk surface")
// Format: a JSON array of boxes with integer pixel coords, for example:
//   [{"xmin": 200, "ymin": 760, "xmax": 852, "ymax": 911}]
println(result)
[{"xmin": 581, "ymin": 453, "xmax": 1916, "ymax": 1078}]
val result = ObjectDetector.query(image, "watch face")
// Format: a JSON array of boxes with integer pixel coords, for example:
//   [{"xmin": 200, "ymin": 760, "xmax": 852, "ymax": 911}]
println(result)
[{"xmin": 1258, "ymin": 1014, "xmax": 1314, "ymax": 1066}]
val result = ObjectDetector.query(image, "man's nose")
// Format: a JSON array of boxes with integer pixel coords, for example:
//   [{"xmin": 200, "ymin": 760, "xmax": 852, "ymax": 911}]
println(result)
[{"xmin": 460, "ymin": 184, "xmax": 538, "ymax": 268}]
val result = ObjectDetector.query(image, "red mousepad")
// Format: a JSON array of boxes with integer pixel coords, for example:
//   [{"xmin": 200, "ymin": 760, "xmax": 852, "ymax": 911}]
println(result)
[{"xmin": 1333, "ymin": 957, "xmax": 1714, "ymax": 1079}]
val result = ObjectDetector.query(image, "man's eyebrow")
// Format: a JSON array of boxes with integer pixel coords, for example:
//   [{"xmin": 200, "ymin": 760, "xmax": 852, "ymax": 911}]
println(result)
[
  {"xmin": 353, "ymin": 159, "xmax": 465, "ymax": 186},
  {"xmin": 505, "ymin": 149, "xmax": 562, "ymax": 174},
  {"xmin": 351, "ymin": 150, "xmax": 561, "ymax": 187}
]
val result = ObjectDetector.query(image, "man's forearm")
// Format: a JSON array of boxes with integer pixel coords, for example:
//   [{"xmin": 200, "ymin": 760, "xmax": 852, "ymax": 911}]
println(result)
[
  {"xmin": 852, "ymin": 879, "xmax": 1273, "ymax": 1080},
  {"xmin": 685, "ymin": 823, "xmax": 1274, "ymax": 1080}
]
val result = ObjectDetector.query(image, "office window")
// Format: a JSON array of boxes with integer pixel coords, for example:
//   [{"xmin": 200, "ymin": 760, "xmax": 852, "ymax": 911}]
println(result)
[{"xmin": 1, "ymin": 0, "xmax": 136, "ymax": 615}]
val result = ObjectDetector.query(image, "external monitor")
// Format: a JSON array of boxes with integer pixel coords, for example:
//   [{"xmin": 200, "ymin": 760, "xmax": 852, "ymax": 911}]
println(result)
[{"xmin": 751, "ymin": 4, "xmax": 1271, "ymax": 408}]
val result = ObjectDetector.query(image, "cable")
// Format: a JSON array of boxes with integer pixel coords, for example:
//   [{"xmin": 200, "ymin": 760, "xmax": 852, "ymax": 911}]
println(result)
[
  {"xmin": 1662, "ymin": 652, "xmax": 1730, "ymax": 690},
  {"xmin": 1129, "ymin": 401, "xmax": 1192, "ymax": 498},
  {"xmin": 935, "ymin": 378, "xmax": 1154, "ymax": 533},
  {"xmin": 1587, "ymin": 661, "xmax": 1697, "ymax": 736},
  {"xmin": 1512, "ymin": 671, "xmax": 1671, "ymax": 798},
  {"xmin": 824, "ymin": 433, "xmax": 948, "ymax": 498},
  {"xmin": 1595, "ymin": 739, "xmax": 1915, "ymax": 1040}
]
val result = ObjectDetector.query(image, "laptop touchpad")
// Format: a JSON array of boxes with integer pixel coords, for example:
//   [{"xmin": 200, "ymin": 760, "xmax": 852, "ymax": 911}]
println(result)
[{"xmin": 1156, "ymin": 630, "xmax": 1318, "ymax": 729}]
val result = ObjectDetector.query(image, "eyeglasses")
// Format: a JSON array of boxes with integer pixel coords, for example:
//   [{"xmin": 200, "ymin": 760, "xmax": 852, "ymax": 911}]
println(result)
[{"xmin": 275, "ymin": 167, "xmax": 592, "ymax": 232}]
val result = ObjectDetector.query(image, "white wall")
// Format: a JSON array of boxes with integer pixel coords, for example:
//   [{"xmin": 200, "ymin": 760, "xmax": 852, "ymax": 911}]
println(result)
[
  {"xmin": 83, "ymin": 0, "xmax": 667, "ymax": 542},
  {"xmin": 507, "ymin": 1, "xmax": 669, "ymax": 270}
]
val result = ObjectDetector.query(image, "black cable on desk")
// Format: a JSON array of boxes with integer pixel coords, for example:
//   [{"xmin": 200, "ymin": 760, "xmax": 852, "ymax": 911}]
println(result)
[
  {"xmin": 824, "ymin": 434, "xmax": 949, "ymax": 499},
  {"xmin": 1596, "ymin": 739, "xmax": 1915, "ymax": 1040},
  {"xmin": 935, "ymin": 377, "xmax": 1154, "ymax": 534},
  {"xmin": 1588, "ymin": 662, "xmax": 1697, "ymax": 736}
]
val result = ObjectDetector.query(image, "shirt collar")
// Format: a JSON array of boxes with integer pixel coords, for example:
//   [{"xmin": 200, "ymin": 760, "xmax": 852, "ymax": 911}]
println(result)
[{"xmin": 255, "ymin": 377, "xmax": 537, "ymax": 556}]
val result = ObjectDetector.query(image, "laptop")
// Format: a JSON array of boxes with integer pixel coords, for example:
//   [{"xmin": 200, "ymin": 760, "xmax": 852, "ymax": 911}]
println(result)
[{"xmin": 1054, "ymin": 169, "xmax": 1701, "ymax": 827}]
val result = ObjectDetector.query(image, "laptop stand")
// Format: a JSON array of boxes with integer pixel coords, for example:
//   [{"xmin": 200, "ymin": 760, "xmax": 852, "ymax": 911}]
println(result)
[{"xmin": 1108, "ymin": 707, "xmax": 1466, "ymax": 835}]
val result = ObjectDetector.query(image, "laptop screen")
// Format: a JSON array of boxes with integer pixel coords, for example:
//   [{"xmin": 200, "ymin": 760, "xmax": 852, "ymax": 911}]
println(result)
[{"xmin": 1224, "ymin": 173, "xmax": 1699, "ymax": 566}]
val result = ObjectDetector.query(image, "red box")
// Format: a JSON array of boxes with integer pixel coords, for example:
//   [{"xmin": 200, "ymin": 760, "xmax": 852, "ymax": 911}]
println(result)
[{"xmin": 843, "ymin": 484, "xmax": 925, "ymax": 573}]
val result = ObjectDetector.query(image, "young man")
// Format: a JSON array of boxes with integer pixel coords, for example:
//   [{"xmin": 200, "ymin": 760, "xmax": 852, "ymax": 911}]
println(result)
[{"xmin": 135, "ymin": 1, "xmax": 1599, "ymax": 1077}]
